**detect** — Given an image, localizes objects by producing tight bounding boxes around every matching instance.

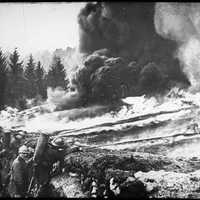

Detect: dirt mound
[136,170,200,198]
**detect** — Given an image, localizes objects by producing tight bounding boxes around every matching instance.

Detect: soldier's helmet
[15,134,23,140]
[51,137,65,149]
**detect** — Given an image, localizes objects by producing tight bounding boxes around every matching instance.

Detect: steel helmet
[15,134,23,140]
[18,131,25,136]
[51,137,65,148]
[18,145,30,154]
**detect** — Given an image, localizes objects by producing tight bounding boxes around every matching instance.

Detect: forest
[0,48,68,110]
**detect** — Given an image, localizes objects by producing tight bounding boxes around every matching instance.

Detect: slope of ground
[51,148,200,197]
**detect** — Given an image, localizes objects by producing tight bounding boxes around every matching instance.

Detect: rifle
[27,161,37,196]
[27,176,35,196]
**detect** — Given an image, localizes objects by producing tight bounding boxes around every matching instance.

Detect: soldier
[0,143,6,196]
[28,133,83,197]
[1,131,11,150]
[30,134,67,196]
[0,130,12,197]
[2,132,24,191]
[8,145,32,197]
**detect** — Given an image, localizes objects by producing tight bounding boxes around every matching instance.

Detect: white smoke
[155,3,196,43]
[46,87,80,111]
[64,49,86,86]
[155,3,200,92]
[178,37,200,92]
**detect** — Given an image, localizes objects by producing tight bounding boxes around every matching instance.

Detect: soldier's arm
[12,161,26,196]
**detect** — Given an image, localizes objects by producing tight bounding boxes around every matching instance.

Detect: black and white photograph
[1,1,200,198]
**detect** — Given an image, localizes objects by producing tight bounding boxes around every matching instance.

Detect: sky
[0,2,86,56]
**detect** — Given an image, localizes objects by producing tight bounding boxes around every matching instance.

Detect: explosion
[47,3,200,108]
[46,87,81,111]
[66,2,191,106]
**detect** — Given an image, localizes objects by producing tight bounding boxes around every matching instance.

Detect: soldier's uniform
[31,135,82,197]
[8,145,31,197]
[0,131,12,197]
[34,137,66,197]
[0,149,7,196]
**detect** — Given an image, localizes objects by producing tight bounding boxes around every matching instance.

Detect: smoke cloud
[70,2,190,105]
[78,2,171,60]
[52,3,200,108]
[155,3,200,92]
[46,87,81,111]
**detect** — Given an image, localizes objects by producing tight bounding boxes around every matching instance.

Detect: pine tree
[35,61,47,99]
[24,54,37,98]
[0,50,8,110]
[7,48,26,108]
[47,56,68,89]
[9,48,23,76]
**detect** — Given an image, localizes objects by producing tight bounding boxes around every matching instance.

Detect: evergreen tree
[7,48,26,108]
[24,54,37,98]
[0,50,8,110]
[9,48,23,76]
[47,56,68,89]
[35,61,47,99]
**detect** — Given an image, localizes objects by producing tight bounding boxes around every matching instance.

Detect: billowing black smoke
[79,2,156,59]
[72,2,190,105]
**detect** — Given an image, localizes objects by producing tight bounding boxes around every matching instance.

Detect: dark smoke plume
[71,3,191,105]
[78,3,178,62]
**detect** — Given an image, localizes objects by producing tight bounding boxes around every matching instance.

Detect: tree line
[0,48,68,110]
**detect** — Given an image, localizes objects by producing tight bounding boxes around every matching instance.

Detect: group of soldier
[0,127,82,197]
[0,127,24,197]
[0,126,149,198]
